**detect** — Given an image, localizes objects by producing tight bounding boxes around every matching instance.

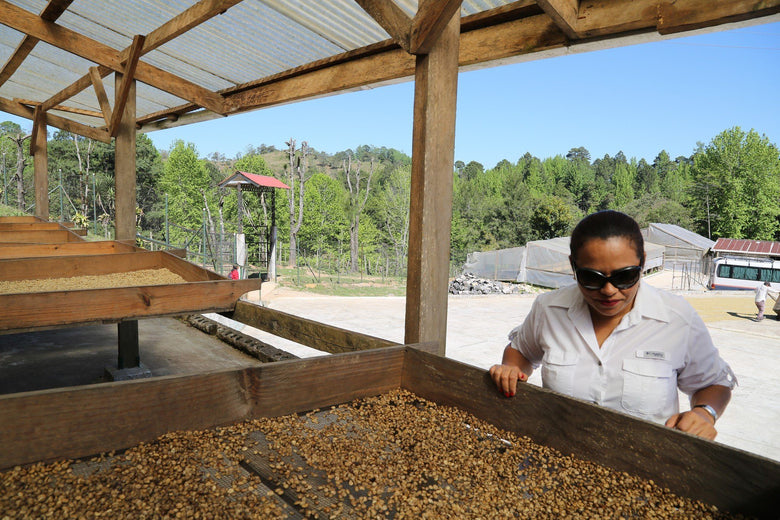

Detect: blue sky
[4,21,779,170]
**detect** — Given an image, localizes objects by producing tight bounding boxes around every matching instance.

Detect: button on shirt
[509,283,736,425]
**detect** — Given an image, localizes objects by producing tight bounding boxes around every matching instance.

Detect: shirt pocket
[541,350,579,396]
[621,358,674,416]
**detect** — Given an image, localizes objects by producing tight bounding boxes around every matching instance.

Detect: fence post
[202,209,207,269]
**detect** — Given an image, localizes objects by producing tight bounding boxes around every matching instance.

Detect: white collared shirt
[509,283,737,424]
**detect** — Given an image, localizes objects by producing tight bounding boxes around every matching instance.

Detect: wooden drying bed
[0,347,777,518]
[0,216,258,333]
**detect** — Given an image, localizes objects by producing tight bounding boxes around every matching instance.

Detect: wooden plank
[404,11,459,353]
[160,251,224,281]
[657,0,780,34]
[89,66,112,126]
[0,1,227,114]
[114,73,136,241]
[0,229,82,243]
[0,215,40,223]
[401,348,780,518]
[410,0,464,54]
[0,369,253,468]
[109,35,144,138]
[0,251,164,281]
[41,0,244,116]
[228,300,399,354]
[0,0,74,87]
[0,96,112,143]
[0,278,258,331]
[32,106,48,220]
[354,0,412,52]
[0,222,63,231]
[535,0,580,39]
[0,347,406,469]
[0,240,138,259]
[247,347,406,418]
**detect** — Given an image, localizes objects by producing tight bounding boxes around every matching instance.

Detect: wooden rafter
[0,0,74,88]
[535,0,580,40]
[354,0,413,52]
[109,35,145,138]
[13,98,103,119]
[0,96,111,143]
[410,0,464,54]
[89,67,113,127]
[0,0,228,115]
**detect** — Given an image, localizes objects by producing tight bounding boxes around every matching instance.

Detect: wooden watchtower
[218,171,290,280]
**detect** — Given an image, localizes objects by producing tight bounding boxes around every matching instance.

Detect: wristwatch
[693,404,718,423]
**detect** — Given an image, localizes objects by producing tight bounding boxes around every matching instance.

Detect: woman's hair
[570,210,644,267]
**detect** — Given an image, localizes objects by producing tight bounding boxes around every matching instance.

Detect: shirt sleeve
[508,296,545,369]
[676,307,738,396]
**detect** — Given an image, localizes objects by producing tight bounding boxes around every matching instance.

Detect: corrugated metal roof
[219,171,290,189]
[712,238,780,257]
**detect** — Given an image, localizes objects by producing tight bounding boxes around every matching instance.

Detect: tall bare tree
[343,152,375,272]
[286,139,309,267]
[4,133,31,211]
[71,135,94,217]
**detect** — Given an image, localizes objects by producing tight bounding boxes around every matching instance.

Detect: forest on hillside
[1,119,779,277]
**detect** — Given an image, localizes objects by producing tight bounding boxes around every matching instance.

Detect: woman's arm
[664,384,732,440]
[488,344,535,397]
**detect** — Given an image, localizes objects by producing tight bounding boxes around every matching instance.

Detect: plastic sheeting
[461,236,666,289]
[645,223,714,265]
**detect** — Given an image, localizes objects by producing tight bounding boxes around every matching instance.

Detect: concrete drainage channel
[185,315,298,363]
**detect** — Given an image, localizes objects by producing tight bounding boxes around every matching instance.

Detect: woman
[489,210,736,440]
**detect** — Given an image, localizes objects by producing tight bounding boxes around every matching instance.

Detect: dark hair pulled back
[570,210,644,267]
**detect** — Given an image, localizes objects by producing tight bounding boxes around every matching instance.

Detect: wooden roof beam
[14,98,103,119]
[0,0,74,88]
[89,67,113,127]
[0,96,111,143]
[39,0,246,116]
[354,0,413,53]
[535,0,580,40]
[410,0,464,54]
[109,35,145,137]
[0,0,228,115]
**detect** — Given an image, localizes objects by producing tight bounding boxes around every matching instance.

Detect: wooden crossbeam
[0,0,74,87]
[109,35,145,137]
[535,0,580,40]
[354,0,413,52]
[410,0,464,54]
[0,0,228,115]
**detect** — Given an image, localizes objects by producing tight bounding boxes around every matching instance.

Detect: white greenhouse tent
[462,235,665,289]
[644,223,715,266]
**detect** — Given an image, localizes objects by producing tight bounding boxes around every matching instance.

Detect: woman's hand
[489,363,527,397]
[665,409,717,440]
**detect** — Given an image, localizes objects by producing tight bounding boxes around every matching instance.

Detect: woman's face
[571,236,642,322]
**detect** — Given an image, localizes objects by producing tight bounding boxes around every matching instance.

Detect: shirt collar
[550,281,670,325]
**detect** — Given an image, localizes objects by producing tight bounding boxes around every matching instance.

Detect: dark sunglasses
[573,264,642,290]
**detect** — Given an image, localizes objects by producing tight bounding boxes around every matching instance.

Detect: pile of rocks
[449,273,519,295]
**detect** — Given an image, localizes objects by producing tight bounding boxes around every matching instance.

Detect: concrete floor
[0,317,263,395]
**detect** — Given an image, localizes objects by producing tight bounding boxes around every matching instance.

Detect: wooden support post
[32,106,49,220]
[114,73,139,370]
[117,320,140,369]
[404,11,459,355]
[114,73,136,242]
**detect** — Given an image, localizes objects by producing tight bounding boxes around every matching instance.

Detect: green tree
[529,194,579,240]
[689,127,780,240]
[159,140,215,244]
[612,162,635,208]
